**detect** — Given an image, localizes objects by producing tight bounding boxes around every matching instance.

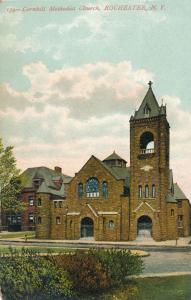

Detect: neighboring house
[2,166,72,231]
[35,83,191,241]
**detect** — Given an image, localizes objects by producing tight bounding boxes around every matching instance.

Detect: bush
[91,248,143,285]
[0,247,143,298]
[51,250,111,294]
[0,248,73,300]
[51,248,143,294]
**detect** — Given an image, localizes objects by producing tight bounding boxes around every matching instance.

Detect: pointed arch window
[86,177,99,198]
[145,185,149,198]
[138,185,142,198]
[78,183,83,198]
[152,184,156,198]
[102,181,108,198]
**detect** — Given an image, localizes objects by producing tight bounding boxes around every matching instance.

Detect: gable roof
[134,86,165,119]
[174,183,187,200]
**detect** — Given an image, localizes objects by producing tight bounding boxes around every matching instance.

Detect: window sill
[139,197,156,200]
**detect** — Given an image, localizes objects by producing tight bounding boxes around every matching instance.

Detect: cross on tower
[148,81,153,88]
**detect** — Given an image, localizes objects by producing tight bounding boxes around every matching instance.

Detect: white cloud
[0,33,40,53]
[14,61,153,114]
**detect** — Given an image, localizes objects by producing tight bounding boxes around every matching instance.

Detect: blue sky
[0,0,191,198]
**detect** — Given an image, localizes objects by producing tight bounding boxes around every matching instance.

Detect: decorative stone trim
[53,199,64,201]
[98,211,119,215]
[133,201,156,212]
[145,202,155,212]
[87,204,98,217]
[67,212,80,216]
[134,202,144,212]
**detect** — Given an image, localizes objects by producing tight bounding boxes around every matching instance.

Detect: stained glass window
[86,177,99,198]
[102,181,108,198]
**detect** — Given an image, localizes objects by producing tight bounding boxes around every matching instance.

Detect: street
[143,250,191,275]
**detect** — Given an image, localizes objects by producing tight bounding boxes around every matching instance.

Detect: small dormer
[144,104,150,118]
[103,151,127,168]
[33,177,44,189]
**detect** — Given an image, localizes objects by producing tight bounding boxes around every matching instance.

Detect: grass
[0,231,35,239]
[0,245,76,254]
[85,276,191,300]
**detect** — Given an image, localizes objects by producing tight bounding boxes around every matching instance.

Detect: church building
[35,83,190,241]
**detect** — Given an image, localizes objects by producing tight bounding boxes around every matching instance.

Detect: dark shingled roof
[97,158,130,187]
[133,86,166,119]
[103,151,127,163]
[174,183,187,200]
[21,166,72,188]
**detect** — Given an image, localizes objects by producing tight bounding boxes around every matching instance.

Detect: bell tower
[129,82,170,241]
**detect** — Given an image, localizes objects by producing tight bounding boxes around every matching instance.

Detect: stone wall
[129,116,170,241]
[177,199,190,237]
[167,203,178,240]
[35,193,51,239]
[50,156,129,241]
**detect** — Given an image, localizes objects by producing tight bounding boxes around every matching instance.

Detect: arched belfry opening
[137,215,152,239]
[140,131,154,154]
[81,217,94,238]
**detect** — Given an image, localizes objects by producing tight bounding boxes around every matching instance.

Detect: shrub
[91,248,143,285]
[0,248,73,300]
[51,250,111,294]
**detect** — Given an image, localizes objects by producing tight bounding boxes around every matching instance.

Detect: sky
[0,0,191,199]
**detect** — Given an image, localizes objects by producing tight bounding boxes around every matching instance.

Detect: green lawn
[0,231,35,239]
[86,276,191,300]
[0,245,76,254]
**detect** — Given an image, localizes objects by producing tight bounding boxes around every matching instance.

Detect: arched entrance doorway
[81,217,94,238]
[137,216,152,240]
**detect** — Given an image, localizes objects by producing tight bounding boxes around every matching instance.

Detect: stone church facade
[35,83,191,241]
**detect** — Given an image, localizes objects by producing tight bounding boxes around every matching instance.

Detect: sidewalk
[129,271,191,278]
[0,236,191,248]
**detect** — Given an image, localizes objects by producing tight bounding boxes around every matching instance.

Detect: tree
[0,138,25,230]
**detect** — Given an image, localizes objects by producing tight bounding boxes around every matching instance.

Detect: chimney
[54,166,62,173]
